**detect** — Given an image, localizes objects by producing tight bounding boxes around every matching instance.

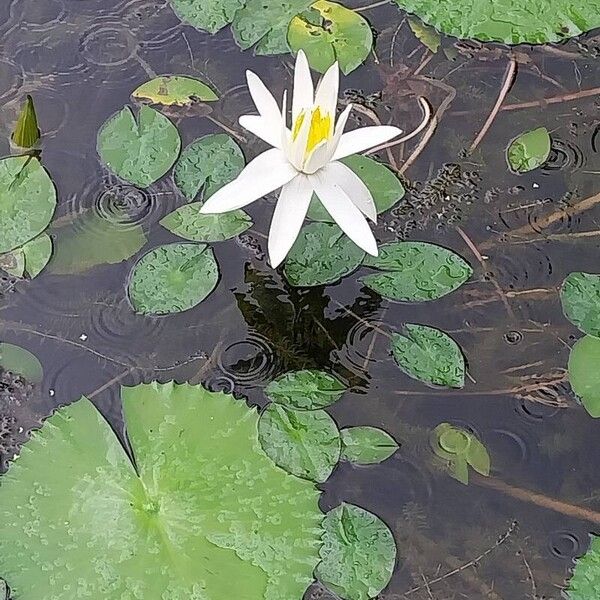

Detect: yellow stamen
[292,107,332,156]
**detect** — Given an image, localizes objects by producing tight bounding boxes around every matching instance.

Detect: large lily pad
[0,382,323,599]
[391,324,465,388]
[568,335,600,418]
[507,127,551,173]
[288,1,373,74]
[560,272,600,337]
[174,134,245,201]
[284,222,365,287]
[316,503,396,600]
[308,155,404,222]
[567,535,600,600]
[97,106,181,188]
[341,427,399,465]
[128,242,219,315]
[132,75,218,106]
[258,403,341,482]
[362,241,472,302]
[168,0,245,34]
[0,156,56,254]
[394,0,600,44]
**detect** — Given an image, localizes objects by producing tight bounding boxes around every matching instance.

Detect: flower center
[293,107,332,156]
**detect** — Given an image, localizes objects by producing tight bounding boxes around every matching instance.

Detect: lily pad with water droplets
[341,426,399,465]
[307,154,405,222]
[568,335,600,418]
[560,272,600,338]
[507,127,551,173]
[394,0,600,44]
[0,156,56,254]
[97,105,181,188]
[284,222,365,286]
[258,403,341,482]
[288,1,373,74]
[0,382,323,599]
[0,343,43,383]
[316,503,397,600]
[2,233,53,279]
[567,534,600,600]
[391,324,465,388]
[128,242,219,315]
[168,0,245,34]
[132,75,218,106]
[362,241,472,302]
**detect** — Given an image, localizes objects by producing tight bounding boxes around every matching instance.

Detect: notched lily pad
[258,403,341,482]
[341,426,399,465]
[97,105,181,188]
[132,75,218,106]
[568,335,600,418]
[560,272,600,337]
[507,127,551,173]
[567,534,600,600]
[128,242,219,315]
[288,1,373,74]
[391,324,465,388]
[316,503,397,600]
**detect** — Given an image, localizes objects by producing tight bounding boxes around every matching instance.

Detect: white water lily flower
[200,51,405,267]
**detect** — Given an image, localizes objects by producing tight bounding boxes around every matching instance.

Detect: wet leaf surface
[567,535,600,599]
[506,127,551,173]
[391,324,465,388]
[316,503,396,600]
[132,75,218,106]
[0,343,43,383]
[258,403,341,482]
[568,335,600,417]
[0,383,323,598]
[169,0,245,33]
[341,426,399,464]
[288,1,373,74]
[97,106,181,187]
[561,272,600,337]
[128,242,219,315]
[265,369,346,410]
[362,241,472,301]
[20,233,52,279]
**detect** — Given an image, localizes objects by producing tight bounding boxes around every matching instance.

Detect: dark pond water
[2,0,600,598]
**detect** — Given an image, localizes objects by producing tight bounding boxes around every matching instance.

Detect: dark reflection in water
[2,0,600,598]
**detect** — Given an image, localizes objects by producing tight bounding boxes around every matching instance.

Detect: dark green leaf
[265,369,345,410]
[560,272,600,337]
[132,75,218,106]
[341,426,399,464]
[408,17,441,52]
[507,127,551,173]
[568,335,600,418]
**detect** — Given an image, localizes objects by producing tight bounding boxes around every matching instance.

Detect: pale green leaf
[408,17,440,52]
[0,343,43,383]
[21,233,52,278]
[507,127,551,173]
[568,335,600,418]
[11,95,40,149]
[265,370,345,410]
[560,272,600,337]
[132,75,218,106]
[341,426,399,464]
[567,535,600,599]
[169,0,244,33]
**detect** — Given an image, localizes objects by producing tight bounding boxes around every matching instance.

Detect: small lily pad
[284,222,365,287]
[408,17,441,53]
[316,503,396,600]
[132,75,218,106]
[391,324,465,388]
[288,1,373,74]
[568,335,600,418]
[265,370,346,410]
[507,127,551,173]
[258,403,341,482]
[560,272,600,337]
[0,233,52,279]
[362,241,472,302]
[97,105,181,188]
[307,155,404,222]
[567,534,600,600]
[341,427,399,465]
[128,242,219,315]
[0,343,43,383]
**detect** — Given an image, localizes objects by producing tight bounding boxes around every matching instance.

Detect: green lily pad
[128,242,219,315]
[265,369,346,410]
[394,0,600,44]
[560,272,600,337]
[258,403,341,482]
[341,426,399,465]
[284,222,365,287]
[0,382,323,598]
[21,233,52,278]
[168,0,245,34]
[567,535,600,600]
[0,343,43,383]
[316,503,396,600]
[307,154,405,222]
[161,204,253,242]
[568,335,600,418]
[408,16,441,52]
[174,134,246,201]
[0,156,56,254]
[288,1,373,74]
[507,127,551,173]
[391,324,465,388]
[132,75,218,106]
[97,105,181,188]
[362,241,472,302]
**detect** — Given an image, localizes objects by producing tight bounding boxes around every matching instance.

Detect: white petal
[268,175,313,268]
[200,149,297,214]
[314,61,339,123]
[246,70,281,127]
[292,50,314,123]
[311,171,378,256]
[303,139,331,174]
[288,101,314,170]
[323,161,376,222]
[239,115,281,148]
[333,126,403,160]
[327,103,353,161]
